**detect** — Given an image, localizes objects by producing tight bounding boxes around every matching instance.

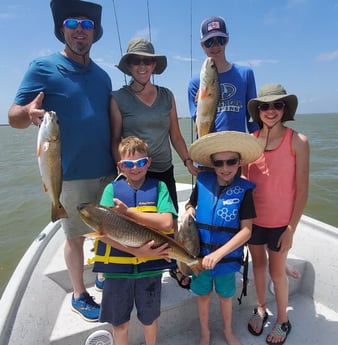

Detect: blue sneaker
[71,292,100,322]
[95,275,105,291]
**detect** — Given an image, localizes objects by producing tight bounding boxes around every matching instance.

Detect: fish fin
[51,203,68,222]
[83,232,101,238]
[42,142,50,152]
[199,86,208,100]
[190,258,204,276]
[42,182,48,193]
[195,89,200,102]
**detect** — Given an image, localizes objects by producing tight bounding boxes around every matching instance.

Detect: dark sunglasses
[204,36,226,48]
[63,18,95,30]
[213,158,239,167]
[258,102,285,111]
[128,57,155,66]
[120,157,149,169]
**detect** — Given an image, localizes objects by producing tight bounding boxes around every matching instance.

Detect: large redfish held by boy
[37,111,67,222]
[195,57,220,138]
[78,203,204,275]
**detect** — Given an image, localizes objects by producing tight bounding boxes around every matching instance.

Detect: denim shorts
[191,270,236,298]
[99,275,162,326]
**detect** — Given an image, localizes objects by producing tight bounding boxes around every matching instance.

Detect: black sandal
[248,307,269,336]
[266,320,291,345]
[169,268,191,289]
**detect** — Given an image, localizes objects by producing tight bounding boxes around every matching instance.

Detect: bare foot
[224,330,242,345]
[286,265,301,279]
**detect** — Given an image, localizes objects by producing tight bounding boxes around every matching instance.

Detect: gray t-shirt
[112,85,173,172]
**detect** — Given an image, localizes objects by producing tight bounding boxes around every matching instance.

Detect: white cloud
[317,50,338,61]
[173,55,195,62]
[235,59,278,67]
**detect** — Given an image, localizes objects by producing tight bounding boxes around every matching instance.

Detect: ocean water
[0,113,337,297]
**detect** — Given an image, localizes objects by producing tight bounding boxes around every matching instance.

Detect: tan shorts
[60,175,116,239]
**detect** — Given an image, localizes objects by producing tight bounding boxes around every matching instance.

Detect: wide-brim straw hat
[248,83,298,127]
[50,0,103,43]
[189,131,264,167]
[117,38,167,76]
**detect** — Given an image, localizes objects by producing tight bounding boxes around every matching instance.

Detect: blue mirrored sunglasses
[204,36,226,48]
[120,157,149,169]
[63,18,95,30]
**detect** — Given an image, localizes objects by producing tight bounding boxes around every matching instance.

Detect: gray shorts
[60,175,115,239]
[100,276,162,326]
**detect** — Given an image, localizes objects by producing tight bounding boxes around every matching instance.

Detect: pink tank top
[247,128,296,227]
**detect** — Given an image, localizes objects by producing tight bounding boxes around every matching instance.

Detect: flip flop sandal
[169,268,191,289]
[266,320,292,345]
[248,307,269,336]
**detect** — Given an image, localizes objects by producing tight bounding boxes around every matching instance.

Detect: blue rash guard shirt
[14,52,114,180]
[188,63,259,134]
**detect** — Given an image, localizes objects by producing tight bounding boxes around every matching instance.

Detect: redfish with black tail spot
[37,111,67,222]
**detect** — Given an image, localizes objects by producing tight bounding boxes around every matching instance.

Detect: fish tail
[190,258,204,276]
[51,203,68,222]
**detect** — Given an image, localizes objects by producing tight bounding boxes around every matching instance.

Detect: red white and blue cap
[200,16,229,42]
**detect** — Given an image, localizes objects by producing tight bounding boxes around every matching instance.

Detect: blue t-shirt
[14,52,114,180]
[188,63,259,134]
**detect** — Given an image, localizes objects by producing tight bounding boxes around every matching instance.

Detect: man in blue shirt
[8,0,116,322]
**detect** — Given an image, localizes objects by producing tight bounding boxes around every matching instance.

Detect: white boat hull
[1,183,337,344]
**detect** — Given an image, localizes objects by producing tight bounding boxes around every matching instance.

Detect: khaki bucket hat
[117,38,167,76]
[248,83,298,127]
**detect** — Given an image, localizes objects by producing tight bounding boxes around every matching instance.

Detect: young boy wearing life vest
[93,136,177,345]
[185,131,263,345]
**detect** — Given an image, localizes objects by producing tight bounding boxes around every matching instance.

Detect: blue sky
[1,0,338,124]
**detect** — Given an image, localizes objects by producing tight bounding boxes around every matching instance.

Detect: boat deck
[1,184,338,345]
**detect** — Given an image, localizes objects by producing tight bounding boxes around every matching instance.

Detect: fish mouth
[77,202,90,211]
[77,203,99,230]
[77,203,93,218]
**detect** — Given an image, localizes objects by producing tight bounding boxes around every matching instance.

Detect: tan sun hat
[116,38,167,76]
[248,83,298,127]
[189,131,264,167]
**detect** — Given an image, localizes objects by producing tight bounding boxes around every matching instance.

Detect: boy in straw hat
[246,83,309,344]
[185,131,263,345]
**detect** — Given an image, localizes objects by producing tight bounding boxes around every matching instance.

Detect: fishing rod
[111,0,126,85]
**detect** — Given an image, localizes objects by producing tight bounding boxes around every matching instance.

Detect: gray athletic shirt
[112,85,173,172]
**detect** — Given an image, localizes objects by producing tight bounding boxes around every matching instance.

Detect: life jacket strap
[196,222,238,233]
